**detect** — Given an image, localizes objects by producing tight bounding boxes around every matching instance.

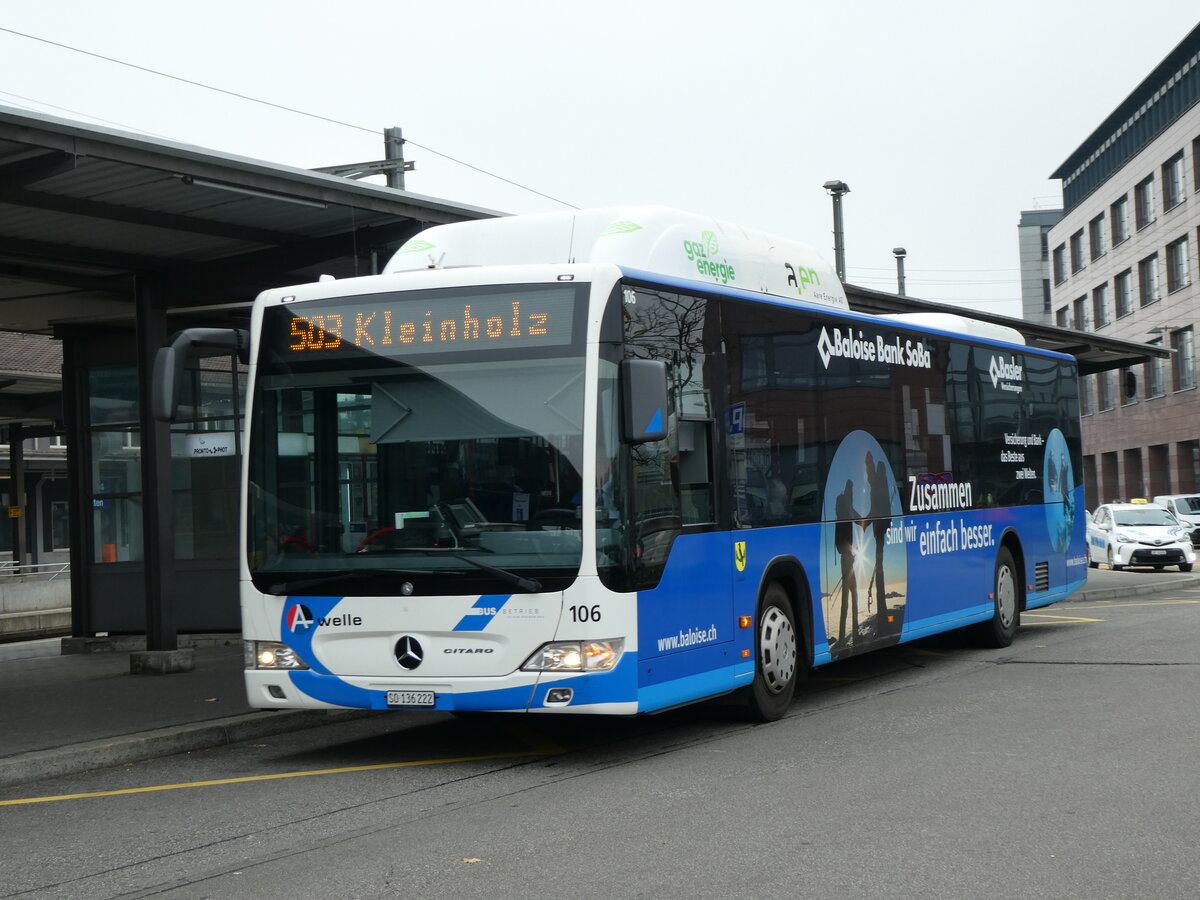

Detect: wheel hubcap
[996,564,1016,629]
[759,606,797,694]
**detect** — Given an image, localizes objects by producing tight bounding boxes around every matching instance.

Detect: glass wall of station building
[0,434,69,564]
[74,331,245,633]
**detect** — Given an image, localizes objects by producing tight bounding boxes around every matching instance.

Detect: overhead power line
[0,88,171,138]
[0,25,578,209]
[850,265,1020,273]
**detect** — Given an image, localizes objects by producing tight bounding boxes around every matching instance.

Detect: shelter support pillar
[133,275,193,673]
[8,422,26,567]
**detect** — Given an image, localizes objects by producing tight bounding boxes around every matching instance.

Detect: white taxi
[1087,501,1195,572]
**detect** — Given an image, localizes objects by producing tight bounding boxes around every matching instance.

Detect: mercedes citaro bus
[153,207,1085,720]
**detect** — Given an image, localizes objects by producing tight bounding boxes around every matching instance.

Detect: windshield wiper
[441,551,542,593]
[380,547,543,592]
[265,568,424,595]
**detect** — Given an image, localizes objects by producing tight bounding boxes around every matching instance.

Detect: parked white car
[1151,494,1200,548]
[1087,502,1195,571]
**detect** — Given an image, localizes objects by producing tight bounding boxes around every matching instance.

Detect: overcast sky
[1,2,1197,317]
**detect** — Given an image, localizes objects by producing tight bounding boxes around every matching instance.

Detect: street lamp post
[823,180,850,281]
[893,247,907,296]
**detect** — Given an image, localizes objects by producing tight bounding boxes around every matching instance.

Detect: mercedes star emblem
[395,635,424,670]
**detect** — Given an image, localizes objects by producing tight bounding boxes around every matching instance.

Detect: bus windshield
[247,284,587,596]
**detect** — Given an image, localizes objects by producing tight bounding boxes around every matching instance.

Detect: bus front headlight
[522,639,624,672]
[245,641,309,670]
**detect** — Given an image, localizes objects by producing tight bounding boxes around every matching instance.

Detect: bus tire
[744,582,799,721]
[969,546,1020,648]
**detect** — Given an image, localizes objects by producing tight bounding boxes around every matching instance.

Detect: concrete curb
[1066,576,1195,603]
[0,608,70,643]
[0,708,374,791]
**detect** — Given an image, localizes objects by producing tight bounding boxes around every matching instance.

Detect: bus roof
[383,206,849,311]
[876,312,1026,346]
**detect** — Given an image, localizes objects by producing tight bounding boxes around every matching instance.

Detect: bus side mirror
[152,327,250,422]
[620,358,668,443]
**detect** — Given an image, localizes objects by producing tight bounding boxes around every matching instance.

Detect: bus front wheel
[969,546,1020,648]
[745,583,799,721]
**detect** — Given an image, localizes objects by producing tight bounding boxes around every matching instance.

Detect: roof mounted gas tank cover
[383,206,849,310]
[875,312,1026,346]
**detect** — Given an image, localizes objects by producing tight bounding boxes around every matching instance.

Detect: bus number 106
[569,605,602,623]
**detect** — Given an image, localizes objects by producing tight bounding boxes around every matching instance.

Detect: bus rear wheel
[969,546,1020,648]
[744,583,799,721]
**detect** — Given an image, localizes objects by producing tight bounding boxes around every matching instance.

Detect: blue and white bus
[155,207,1086,721]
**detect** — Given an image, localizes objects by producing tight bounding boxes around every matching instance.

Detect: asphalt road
[2,574,1199,900]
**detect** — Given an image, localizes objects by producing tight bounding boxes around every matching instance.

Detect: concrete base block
[61,636,118,655]
[129,649,195,675]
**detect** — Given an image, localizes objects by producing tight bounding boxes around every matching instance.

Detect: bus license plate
[386,690,435,708]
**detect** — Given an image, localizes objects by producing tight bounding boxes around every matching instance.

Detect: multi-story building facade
[1048,24,1200,504]
[1017,209,1063,325]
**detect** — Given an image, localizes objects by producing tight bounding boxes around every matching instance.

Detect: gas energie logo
[682,231,736,284]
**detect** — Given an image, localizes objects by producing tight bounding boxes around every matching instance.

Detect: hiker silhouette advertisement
[820,430,908,660]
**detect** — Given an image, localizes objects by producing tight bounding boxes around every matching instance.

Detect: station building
[1047,23,1200,503]
[0,103,1159,646]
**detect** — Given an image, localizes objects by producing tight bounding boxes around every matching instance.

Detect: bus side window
[678,418,714,525]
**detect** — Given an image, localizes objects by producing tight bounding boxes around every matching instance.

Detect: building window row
[1080,325,1196,415]
[1054,229,1194,328]
[1053,134,1199,285]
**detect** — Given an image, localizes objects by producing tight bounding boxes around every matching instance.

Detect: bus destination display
[275,284,579,359]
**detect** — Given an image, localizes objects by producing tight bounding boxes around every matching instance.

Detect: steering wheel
[532,508,579,530]
[354,526,396,553]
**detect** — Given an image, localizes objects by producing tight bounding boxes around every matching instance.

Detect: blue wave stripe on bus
[452,594,514,632]
[532,654,640,708]
[1026,578,1086,609]
[901,605,993,639]
[637,661,754,714]
[286,653,642,711]
[287,669,538,711]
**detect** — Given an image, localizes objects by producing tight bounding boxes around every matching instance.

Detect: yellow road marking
[1022,613,1104,624]
[499,721,566,756]
[0,749,556,807]
[1068,599,1200,610]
